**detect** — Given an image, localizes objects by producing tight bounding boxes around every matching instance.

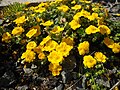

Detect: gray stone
[0,0,51,6]
[53,84,64,90]
[23,68,33,75]
[17,85,28,90]
[0,71,16,87]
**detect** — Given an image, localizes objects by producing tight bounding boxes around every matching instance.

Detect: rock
[0,71,16,87]
[23,68,33,75]
[61,71,66,84]
[31,64,37,69]
[53,84,64,90]
[96,79,110,88]
[0,0,50,7]
[16,85,28,90]
[110,4,120,13]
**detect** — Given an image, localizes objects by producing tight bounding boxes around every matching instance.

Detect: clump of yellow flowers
[1,0,120,79]
[83,52,107,68]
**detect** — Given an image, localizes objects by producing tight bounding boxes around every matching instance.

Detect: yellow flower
[87,13,98,21]
[62,37,74,46]
[112,43,120,53]
[71,0,76,4]
[74,9,90,21]
[98,25,111,35]
[57,5,69,12]
[34,7,46,13]
[40,20,53,27]
[36,18,44,23]
[79,49,86,55]
[49,1,56,5]
[26,29,37,38]
[47,50,63,64]
[92,7,99,11]
[33,45,43,54]
[21,50,36,63]
[73,12,81,21]
[36,18,40,22]
[80,0,91,3]
[26,41,37,50]
[49,63,62,76]
[71,5,81,10]
[55,0,63,2]
[80,9,90,18]
[13,16,27,25]
[83,55,96,68]
[12,27,24,36]
[103,37,114,48]
[51,26,64,34]
[38,2,48,7]
[94,52,107,63]
[44,40,58,52]
[2,32,11,42]
[69,20,81,30]
[40,36,51,45]
[78,41,89,55]
[97,17,105,26]
[85,25,99,34]
[56,42,73,57]
[38,52,45,60]
[29,6,38,10]
[31,14,35,17]
[30,25,41,37]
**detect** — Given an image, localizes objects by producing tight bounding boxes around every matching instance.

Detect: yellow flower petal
[85,25,99,34]
[94,52,107,63]
[83,55,96,68]
[26,41,37,50]
[26,29,37,38]
[14,16,27,25]
[69,20,81,30]
[98,25,111,35]
[48,50,63,64]
[103,37,114,48]
[21,50,36,63]
[71,5,81,10]
[12,27,24,36]
[112,43,120,53]
[2,32,11,42]
[78,41,89,55]
[57,5,69,12]
[40,20,53,27]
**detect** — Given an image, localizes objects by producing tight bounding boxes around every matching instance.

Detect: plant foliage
[0,0,120,89]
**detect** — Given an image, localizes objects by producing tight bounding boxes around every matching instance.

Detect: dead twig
[110,80,120,90]
[66,75,84,90]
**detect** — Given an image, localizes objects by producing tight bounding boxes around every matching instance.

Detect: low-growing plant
[0,0,120,89]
